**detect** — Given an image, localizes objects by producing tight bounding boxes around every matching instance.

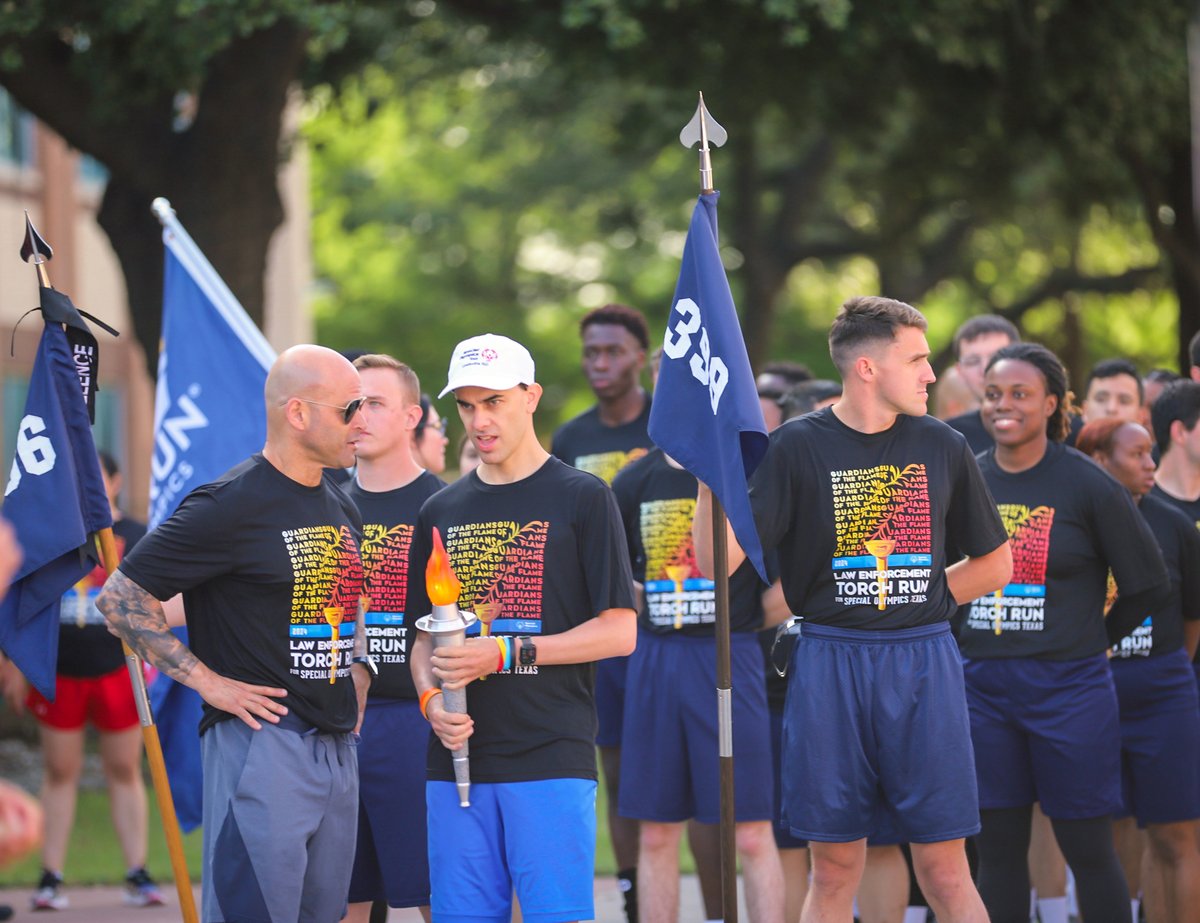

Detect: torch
[415,527,477,807]
[863,538,896,611]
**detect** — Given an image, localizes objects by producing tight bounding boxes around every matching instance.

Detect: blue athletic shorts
[782,621,979,844]
[426,778,596,923]
[348,698,431,907]
[201,717,358,923]
[594,655,629,747]
[1112,650,1200,827]
[618,631,773,824]
[964,654,1122,819]
[768,707,808,849]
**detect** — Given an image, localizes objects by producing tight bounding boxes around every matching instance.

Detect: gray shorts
[201,717,359,923]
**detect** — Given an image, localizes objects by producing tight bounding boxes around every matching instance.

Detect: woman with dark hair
[957,343,1169,923]
[1076,417,1200,923]
[413,394,449,475]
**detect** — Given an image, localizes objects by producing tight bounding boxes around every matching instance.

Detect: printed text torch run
[416,528,477,807]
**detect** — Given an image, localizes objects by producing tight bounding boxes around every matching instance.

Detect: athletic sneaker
[124,867,166,907]
[30,869,67,911]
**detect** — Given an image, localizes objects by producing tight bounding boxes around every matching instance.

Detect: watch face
[519,638,535,665]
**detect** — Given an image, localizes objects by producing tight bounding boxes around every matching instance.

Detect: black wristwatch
[351,655,378,678]
[518,636,536,666]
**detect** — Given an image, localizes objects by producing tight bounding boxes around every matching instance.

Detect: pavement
[0,874,743,921]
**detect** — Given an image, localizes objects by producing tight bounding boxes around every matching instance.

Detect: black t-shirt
[612,449,766,637]
[1150,483,1200,530]
[120,455,366,735]
[407,457,637,783]
[749,408,1007,630]
[945,409,992,455]
[58,517,147,677]
[1110,493,1200,659]
[550,398,654,485]
[958,443,1168,660]
[345,471,445,700]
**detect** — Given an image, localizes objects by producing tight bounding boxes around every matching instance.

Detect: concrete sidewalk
[0,875,742,920]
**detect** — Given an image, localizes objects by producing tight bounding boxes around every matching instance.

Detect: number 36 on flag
[5,414,57,496]
[662,297,729,415]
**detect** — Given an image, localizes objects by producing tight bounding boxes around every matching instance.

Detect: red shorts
[27,667,140,732]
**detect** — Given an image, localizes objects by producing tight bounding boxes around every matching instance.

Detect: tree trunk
[0,20,307,377]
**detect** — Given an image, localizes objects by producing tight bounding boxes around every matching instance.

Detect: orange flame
[426,527,462,606]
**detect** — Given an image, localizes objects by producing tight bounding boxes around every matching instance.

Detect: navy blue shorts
[427,779,596,923]
[782,622,979,844]
[964,654,1122,819]
[594,655,629,747]
[618,631,773,824]
[348,698,431,907]
[768,707,808,849]
[1112,650,1200,827]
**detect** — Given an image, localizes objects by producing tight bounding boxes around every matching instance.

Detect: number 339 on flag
[662,297,729,414]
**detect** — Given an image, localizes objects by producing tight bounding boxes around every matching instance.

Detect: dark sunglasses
[291,397,365,423]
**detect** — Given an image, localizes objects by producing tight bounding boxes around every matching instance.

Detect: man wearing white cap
[408,334,638,923]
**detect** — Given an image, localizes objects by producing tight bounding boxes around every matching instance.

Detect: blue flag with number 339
[649,192,768,582]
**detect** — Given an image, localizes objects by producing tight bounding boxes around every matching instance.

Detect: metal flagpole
[21,215,199,923]
[681,93,738,923]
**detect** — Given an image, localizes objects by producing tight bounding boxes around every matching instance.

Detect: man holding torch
[409,333,637,923]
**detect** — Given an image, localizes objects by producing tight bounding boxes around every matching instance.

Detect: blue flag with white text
[649,192,768,582]
[0,322,112,699]
[147,228,275,832]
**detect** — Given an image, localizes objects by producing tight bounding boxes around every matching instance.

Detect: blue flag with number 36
[0,322,112,699]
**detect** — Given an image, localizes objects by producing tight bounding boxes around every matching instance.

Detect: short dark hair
[1145,368,1182,386]
[987,343,1076,443]
[580,303,649,351]
[828,296,927,374]
[1189,330,1200,370]
[1151,379,1200,452]
[780,379,842,421]
[952,315,1020,361]
[1085,358,1143,404]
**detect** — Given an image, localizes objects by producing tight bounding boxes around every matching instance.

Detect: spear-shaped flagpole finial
[20,211,53,289]
[679,91,728,194]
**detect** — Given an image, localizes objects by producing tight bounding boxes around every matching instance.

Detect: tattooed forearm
[97,571,201,684]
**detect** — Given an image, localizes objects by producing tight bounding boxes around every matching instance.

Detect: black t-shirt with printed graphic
[345,470,445,700]
[1110,493,1200,660]
[749,407,1007,631]
[612,449,766,637]
[551,398,654,485]
[958,443,1168,661]
[408,457,637,783]
[119,455,366,736]
[58,517,147,678]
[945,409,992,455]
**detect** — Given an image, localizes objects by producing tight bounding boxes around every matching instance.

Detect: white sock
[1030,888,1038,921]
[1131,898,1141,922]
[1037,896,1069,923]
[1066,869,1079,917]
[903,908,928,923]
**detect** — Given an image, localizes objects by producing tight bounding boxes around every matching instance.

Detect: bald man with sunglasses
[99,345,373,923]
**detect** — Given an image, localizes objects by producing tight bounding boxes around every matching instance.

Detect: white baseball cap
[439,334,536,399]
